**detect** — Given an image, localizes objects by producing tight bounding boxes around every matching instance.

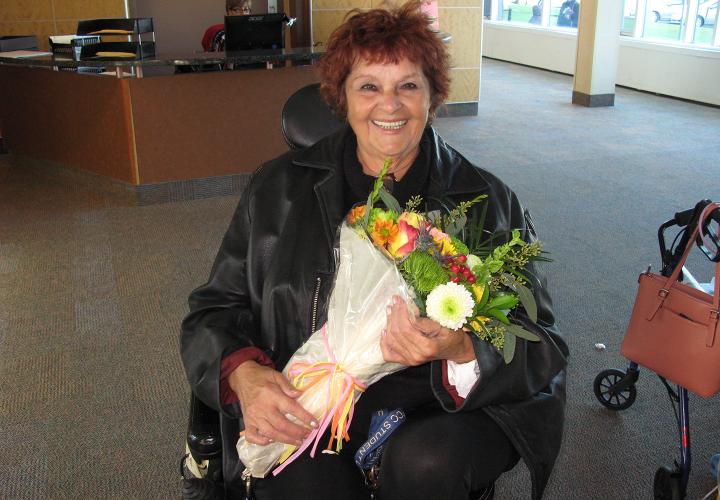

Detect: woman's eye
[401,82,418,90]
[360,83,377,91]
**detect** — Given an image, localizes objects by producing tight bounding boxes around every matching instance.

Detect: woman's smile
[372,119,409,131]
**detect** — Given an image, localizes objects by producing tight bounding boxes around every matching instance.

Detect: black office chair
[182,83,343,498]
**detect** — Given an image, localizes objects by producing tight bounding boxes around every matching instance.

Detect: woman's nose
[380,90,402,113]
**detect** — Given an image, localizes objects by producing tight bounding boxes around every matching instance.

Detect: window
[628,0,720,45]
[551,0,580,28]
[622,0,637,36]
[490,1,580,30]
[644,0,684,41]
[487,0,720,47]
[694,0,719,44]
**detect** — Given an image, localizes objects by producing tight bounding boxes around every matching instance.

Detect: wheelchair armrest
[187,392,222,462]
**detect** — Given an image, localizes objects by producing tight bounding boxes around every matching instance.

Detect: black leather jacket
[181,125,569,499]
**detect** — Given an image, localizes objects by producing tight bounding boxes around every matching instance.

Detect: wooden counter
[0,63,319,185]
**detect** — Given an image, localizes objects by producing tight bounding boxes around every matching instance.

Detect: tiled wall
[311,0,483,103]
[0,0,126,51]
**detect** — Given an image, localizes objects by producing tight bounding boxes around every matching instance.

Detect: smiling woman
[180,2,567,499]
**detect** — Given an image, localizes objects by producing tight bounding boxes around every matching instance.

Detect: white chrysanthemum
[426,281,475,330]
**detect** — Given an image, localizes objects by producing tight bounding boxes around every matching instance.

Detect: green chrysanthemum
[401,251,449,296]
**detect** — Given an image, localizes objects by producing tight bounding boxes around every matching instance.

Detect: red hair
[318,2,450,121]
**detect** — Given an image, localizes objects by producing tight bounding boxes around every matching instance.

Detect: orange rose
[387,220,419,259]
[398,211,423,229]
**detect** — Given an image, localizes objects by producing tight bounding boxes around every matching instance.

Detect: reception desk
[0,49,321,185]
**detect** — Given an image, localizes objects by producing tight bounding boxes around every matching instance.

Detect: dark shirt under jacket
[342,133,431,214]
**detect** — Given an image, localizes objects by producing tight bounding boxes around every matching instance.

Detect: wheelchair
[181,82,342,498]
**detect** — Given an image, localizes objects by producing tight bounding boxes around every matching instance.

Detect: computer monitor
[224,14,286,51]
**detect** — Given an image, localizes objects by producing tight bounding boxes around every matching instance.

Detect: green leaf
[426,210,442,226]
[487,294,518,310]
[503,331,516,363]
[378,188,402,214]
[506,323,540,342]
[488,260,503,273]
[449,236,469,256]
[467,201,489,253]
[363,192,373,226]
[478,284,490,308]
[412,295,426,316]
[486,308,510,325]
[445,213,467,237]
[368,158,393,206]
[514,283,538,323]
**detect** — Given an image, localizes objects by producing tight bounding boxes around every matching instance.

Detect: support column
[572,0,623,107]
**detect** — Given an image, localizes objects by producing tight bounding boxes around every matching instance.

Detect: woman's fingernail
[310,420,318,428]
[386,306,392,315]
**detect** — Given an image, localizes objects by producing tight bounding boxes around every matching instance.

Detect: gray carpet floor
[1,58,719,499]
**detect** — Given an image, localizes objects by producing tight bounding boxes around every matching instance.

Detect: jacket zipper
[311,276,321,333]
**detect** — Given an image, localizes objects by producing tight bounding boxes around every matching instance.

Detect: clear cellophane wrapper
[236,222,411,477]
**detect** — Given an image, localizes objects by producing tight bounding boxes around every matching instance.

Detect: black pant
[252,364,519,500]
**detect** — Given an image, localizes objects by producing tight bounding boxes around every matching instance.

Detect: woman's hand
[380,296,476,366]
[228,361,318,446]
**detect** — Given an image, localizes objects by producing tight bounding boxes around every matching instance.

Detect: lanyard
[354,408,405,471]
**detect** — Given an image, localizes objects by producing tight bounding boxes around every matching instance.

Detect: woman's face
[227,3,251,15]
[344,57,431,173]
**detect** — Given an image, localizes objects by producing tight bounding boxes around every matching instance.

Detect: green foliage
[401,251,449,297]
[443,194,487,236]
[470,322,506,351]
[368,158,392,206]
[505,323,540,342]
[503,332,516,363]
[450,236,469,256]
[405,195,423,213]
[378,188,401,214]
[364,158,393,226]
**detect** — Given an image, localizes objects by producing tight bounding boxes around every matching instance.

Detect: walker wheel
[593,368,637,411]
[653,465,683,500]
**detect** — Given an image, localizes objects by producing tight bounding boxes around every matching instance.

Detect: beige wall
[311,0,483,103]
[0,0,126,51]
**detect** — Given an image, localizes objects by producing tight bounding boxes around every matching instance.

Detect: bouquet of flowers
[237,159,545,478]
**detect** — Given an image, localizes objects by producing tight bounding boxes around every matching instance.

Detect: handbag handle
[665,202,720,296]
[653,202,720,346]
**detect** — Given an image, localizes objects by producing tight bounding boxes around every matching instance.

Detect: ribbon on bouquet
[272,325,367,476]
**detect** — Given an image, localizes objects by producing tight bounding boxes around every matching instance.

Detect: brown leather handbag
[621,203,720,398]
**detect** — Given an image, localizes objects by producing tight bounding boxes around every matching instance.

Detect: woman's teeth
[372,120,407,130]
